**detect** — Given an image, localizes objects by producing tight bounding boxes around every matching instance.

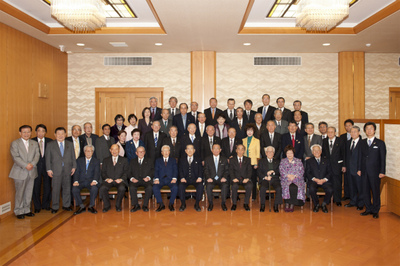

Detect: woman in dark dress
[138,107,152,141]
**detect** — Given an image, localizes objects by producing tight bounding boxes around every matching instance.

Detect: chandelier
[295,0,350,32]
[51,0,107,33]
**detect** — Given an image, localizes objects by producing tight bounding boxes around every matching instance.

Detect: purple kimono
[279,157,306,202]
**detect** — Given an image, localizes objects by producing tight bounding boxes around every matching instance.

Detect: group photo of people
[10,94,386,220]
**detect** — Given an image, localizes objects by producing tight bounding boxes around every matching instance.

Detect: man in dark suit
[95,124,115,166]
[178,144,203,212]
[149,96,162,121]
[243,99,256,125]
[343,126,363,210]
[66,125,85,159]
[257,94,276,124]
[204,97,223,126]
[340,119,354,200]
[359,122,386,219]
[258,146,282,212]
[99,144,129,212]
[196,112,207,137]
[291,100,309,124]
[322,126,344,206]
[181,123,202,160]
[204,144,229,211]
[190,101,201,123]
[161,126,182,163]
[318,121,328,140]
[223,98,236,126]
[173,103,195,138]
[72,145,100,215]
[276,97,292,122]
[304,123,323,160]
[221,127,242,161]
[230,144,252,211]
[168,96,180,120]
[281,121,305,160]
[306,144,333,213]
[254,113,266,139]
[274,109,289,135]
[31,124,52,212]
[153,145,179,212]
[293,111,306,136]
[144,121,167,163]
[230,107,246,140]
[260,120,282,160]
[81,122,99,151]
[159,109,173,137]
[201,125,221,163]
[46,127,77,213]
[128,146,153,212]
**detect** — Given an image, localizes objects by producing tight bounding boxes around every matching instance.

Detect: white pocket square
[373,146,378,149]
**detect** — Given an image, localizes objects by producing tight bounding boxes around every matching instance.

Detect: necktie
[262,107,266,120]
[200,124,204,137]
[139,159,142,165]
[278,121,281,127]
[193,112,196,120]
[164,121,167,127]
[214,157,218,177]
[239,120,242,130]
[191,135,194,143]
[230,110,233,120]
[74,139,80,159]
[268,159,272,164]
[151,109,155,120]
[212,109,215,119]
[239,158,242,168]
[350,140,355,151]
[172,138,176,146]
[368,139,372,147]
[308,136,311,148]
[113,157,117,166]
[317,158,320,165]
[164,158,168,166]
[183,116,186,128]
[210,138,213,150]
[154,134,158,147]
[230,139,233,153]
[329,140,333,154]
[247,111,250,120]
[347,133,351,141]
[291,135,295,147]
[172,109,175,116]
[86,159,89,170]
[25,141,29,153]
[189,157,192,165]
[270,134,274,143]
[59,142,64,157]
[39,139,44,157]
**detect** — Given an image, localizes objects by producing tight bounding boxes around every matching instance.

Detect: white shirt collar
[213,155,219,161]
[329,136,336,142]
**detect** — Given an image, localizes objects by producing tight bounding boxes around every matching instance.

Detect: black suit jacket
[359,138,386,177]
[180,135,202,159]
[204,155,229,182]
[243,110,256,125]
[204,107,223,126]
[229,156,252,182]
[280,107,292,122]
[201,136,221,161]
[344,137,362,176]
[221,137,242,159]
[257,157,280,182]
[230,119,246,140]
[291,110,309,124]
[223,109,236,125]
[179,156,203,183]
[31,137,52,170]
[73,157,100,184]
[260,131,282,160]
[110,125,126,143]
[305,157,332,184]
[281,133,305,160]
[66,136,85,158]
[80,133,99,149]
[173,113,195,138]
[254,124,266,139]
[144,131,167,162]
[322,137,344,175]
[161,137,182,162]
[158,119,173,137]
[150,107,162,122]
[101,156,129,184]
[257,106,276,124]
[128,157,154,182]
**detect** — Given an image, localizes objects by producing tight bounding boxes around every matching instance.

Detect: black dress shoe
[25,212,35,217]
[88,207,97,214]
[194,203,201,212]
[44,207,51,211]
[244,204,250,211]
[116,207,122,212]
[373,213,379,219]
[73,207,86,215]
[179,204,186,212]
[231,204,237,211]
[357,206,363,211]
[51,209,58,214]
[336,202,342,207]
[102,207,110,213]
[221,203,227,211]
[322,205,328,213]
[16,214,25,219]
[62,207,72,211]
[361,211,372,216]
[130,205,141,212]
[34,209,41,213]
[142,206,149,212]
[274,205,279,213]
[169,204,175,211]
[207,203,213,211]
[341,196,349,201]
[156,204,165,212]
[260,204,265,212]
[345,204,355,207]
[313,204,320,213]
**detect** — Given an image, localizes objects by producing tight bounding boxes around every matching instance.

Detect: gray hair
[328,126,337,132]
[352,125,360,132]
[161,145,171,152]
[264,146,275,153]
[274,109,282,115]
[311,144,322,152]
[149,96,158,102]
[71,125,81,131]
[84,144,95,152]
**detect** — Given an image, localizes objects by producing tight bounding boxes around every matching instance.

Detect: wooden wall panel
[0,22,68,220]
[387,178,400,216]
[353,52,365,118]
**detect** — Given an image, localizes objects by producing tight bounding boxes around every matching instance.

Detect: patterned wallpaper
[365,53,400,119]
[385,124,399,180]
[216,53,339,131]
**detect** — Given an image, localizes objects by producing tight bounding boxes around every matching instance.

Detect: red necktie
[164,159,167,166]
[291,135,295,147]
[239,158,242,168]
[151,109,155,120]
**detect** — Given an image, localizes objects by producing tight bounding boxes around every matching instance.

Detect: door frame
[95,87,164,133]
[389,87,400,119]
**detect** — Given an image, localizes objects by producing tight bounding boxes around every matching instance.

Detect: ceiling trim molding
[238,0,400,35]
[48,27,165,34]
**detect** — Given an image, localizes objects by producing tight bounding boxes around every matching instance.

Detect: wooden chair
[205,185,221,207]
[101,187,126,210]
[232,184,252,207]
[152,185,176,206]
[309,187,334,212]
[128,187,148,210]
[73,188,98,211]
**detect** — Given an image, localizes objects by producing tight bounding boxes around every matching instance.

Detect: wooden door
[95,88,163,133]
[389,88,400,119]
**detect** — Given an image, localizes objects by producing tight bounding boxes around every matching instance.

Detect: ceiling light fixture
[155,43,163,46]
[322,43,331,46]
[77,43,85,46]
[243,43,251,46]
[366,43,371,47]
[51,0,106,33]
[296,0,350,32]
[109,42,128,47]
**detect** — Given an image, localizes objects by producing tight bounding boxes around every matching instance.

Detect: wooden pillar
[338,51,365,133]
[191,51,216,112]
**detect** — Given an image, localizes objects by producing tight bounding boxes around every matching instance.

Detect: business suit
[46,140,77,210]
[138,119,152,141]
[66,136,85,159]
[359,137,386,214]
[178,156,204,206]
[204,155,229,205]
[260,131,282,160]
[99,156,129,210]
[221,137,242,160]
[80,133,99,152]
[296,122,306,136]
[153,156,179,206]
[159,119,173,137]
[125,139,145,162]
[281,133,305,160]
[230,156,253,205]
[196,122,207,138]
[9,138,40,216]
[95,135,115,165]
[161,137,182,162]
[242,136,261,200]
[257,157,282,206]
[291,110,309,124]
[277,107,292,122]
[180,134,201,160]
[150,107,162,121]
[344,137,363,208]
[243,110,256,125]
[201,135,221,161]
[204,107,223,126]
[173,113,195,137]
[305,157,333,206]
[223,109,236,125]
[254,124,266,139]
[230,119,246,140]
[168,108,180,120]
[31,137,52,210]
[257,105,276,124]
[190,111,201,123]
[340,132,352,198]
[322,137,344,203]
[72,157,100,208]
[110,124,126,143]
[128,157,153,208]
[274,120,289,135]
[144,131,167,163]
[304,134,323,159]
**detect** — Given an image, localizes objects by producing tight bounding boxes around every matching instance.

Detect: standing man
[221,127,242,161]
[281,121,305,160]
[257,94,276,124]
[173,103,195,137]
[201,125,221,164]
[204,97,223,126]
[159,109,172,137]
[276,97,292,122]
[81,122,99,151]
[230,107,246,140]
[168,96,180,120]
[223,98,236,125]
[303,123,322,160]
[243,99,256,125]
[318,121,328,140]
[190,101,200,123]
[291,100,309,124]
[359,122,386,219]
[293,111,305,136]
[161,126,182,162]
[181,123,202,159]
[95,124,115,165]
[66,125,85,159]
[340,119,354,200]
[196,113,207,137]
[31,124,52,212]
[274,109,289,135]
[149,96,162,122]
[46,127,76,213]
[144,121,167,163]
[9,125,40,219]
[260,120,282,160]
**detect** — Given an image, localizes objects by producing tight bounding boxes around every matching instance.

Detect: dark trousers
[179,182,204,205]
[251,166,258,200]
[309,181,333,206]
[332,173,342,203]
[231,180,252,205]
[99,181,126,209]
[363,173,381,214]
[32,164,52,209]
[343,172,351,198]
[206,179,229,204]
[72,183,99,207]
[51,168,71,210]
[349,173,364,207]
[129,180,152,207]
[285,184,304,206]
[259,178,283,205]
[152,178,178,205]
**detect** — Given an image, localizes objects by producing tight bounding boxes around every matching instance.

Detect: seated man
[204,144,229,211]
[153,145,179,212]
[257,146,282,212]
[72,145,100,215]
[306,144,333,213]
[128,146,153,212]
[178,144,203,212]
[229,144,252,211]
[99,144,129,212]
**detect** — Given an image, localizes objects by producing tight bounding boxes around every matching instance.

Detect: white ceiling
[0,0,399,53]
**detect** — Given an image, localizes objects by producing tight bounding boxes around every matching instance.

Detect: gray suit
[45,140,77,210]
[9,138,40,215]
[274,120,289,135]
[95,135,115,164]
[159,119,173,137]
[168,108,180,120]
[304,134,323,158]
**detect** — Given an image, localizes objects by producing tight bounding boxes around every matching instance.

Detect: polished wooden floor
[2,196,400,266]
